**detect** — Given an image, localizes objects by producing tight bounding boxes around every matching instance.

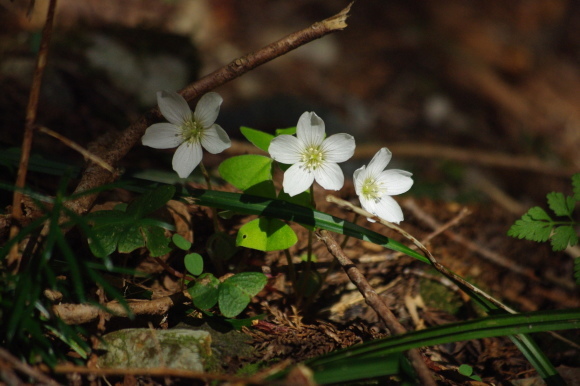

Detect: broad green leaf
[275,127,296,136]
[125,185,176,218]
[219,155,273,191]
[547,192,575,217]
[188,273,220,310]
[117,224,146,253]
[184,253,204,276]
[507,207,552,242]
[142,226,171,257]
[572,173,580,201]
[236,217,298,251]
[550,225,578,251]
[89,226,123,257]
[218,272,267,318]
[172,233,192,251]
[240,126,274,152]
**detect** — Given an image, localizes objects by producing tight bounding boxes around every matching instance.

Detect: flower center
[300,146,325,171]
[181,119,204,144]
[361,177,384,202]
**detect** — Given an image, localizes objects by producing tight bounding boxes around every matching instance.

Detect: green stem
[298,184,316,305]
[199,162,220,233]
[199,161,224,275]
[284,249,298,291]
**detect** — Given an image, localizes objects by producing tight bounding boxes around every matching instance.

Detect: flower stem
[199,161,220,233]
[284,249,297,291]
[298,184,317,304]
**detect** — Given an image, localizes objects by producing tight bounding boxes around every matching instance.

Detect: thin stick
[326,195,518,313]
[7,0,58,272]
[317,229,436,386]
[403,199,540,282]
[68,2,354,216]
[0,348,59,385]
[38,126,115,173]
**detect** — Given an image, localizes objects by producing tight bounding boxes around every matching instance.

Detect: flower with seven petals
[142,91,231,178]
[268,112,356,197]
[354,147,413,224]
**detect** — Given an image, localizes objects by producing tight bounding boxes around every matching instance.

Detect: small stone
[97,329,211,371]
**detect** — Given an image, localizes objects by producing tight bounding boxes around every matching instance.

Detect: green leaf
[188,273,220,310]
[236,217,298,251]
[184,253,204,276]
[117,224,146,253]
[142,226,171,257]
[275,127,296,136]
[551,226,578,251]
[240,126,274,152]
[219,155,274,195]
[172,234,192,251]
[574,257,580,285]
[572,174,580,201]
[218,272,267,318]
[125,185,176,218]
[547,192,575,217]
[86,186,175,257]
[458,364,473,377]
[88,225,123,257]
[507,207,553,242]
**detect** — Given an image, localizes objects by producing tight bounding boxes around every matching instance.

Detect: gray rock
[98,329,212,371]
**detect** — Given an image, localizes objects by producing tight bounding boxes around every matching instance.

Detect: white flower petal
[157,91,192,126]
[377,170,414,195]
[353,165,366,196]
[172,142,202,178]
[296,112,325,146]
[359,195,379,222]
[321,133,356,163]
[372,195,404,224]
[142,123,183,149]
[366,147,392,177]
[269,135,302,164]
[313,162,344,191]
[194,92,222,128]
[283,163,315,197]
[201,124,231,154]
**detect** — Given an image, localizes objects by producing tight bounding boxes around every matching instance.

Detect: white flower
[268,111,356,197]
[354,147,413,224]
[142,91,231,178]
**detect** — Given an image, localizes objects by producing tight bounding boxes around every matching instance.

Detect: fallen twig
[53,291,190,325]
[0,348,59,385]
[317,229,436,386]
[326,195,518,313]
[8,0,58,272]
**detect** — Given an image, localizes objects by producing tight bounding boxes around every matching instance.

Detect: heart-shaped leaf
[236,218,297,251]
[218,272,267,318]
